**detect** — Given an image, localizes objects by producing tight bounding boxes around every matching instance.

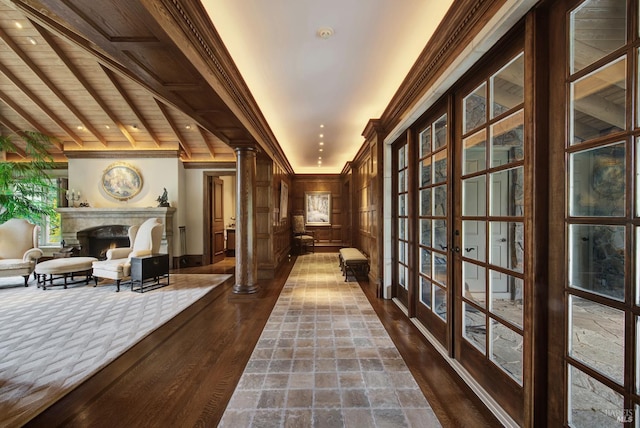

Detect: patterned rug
[220,253,441,427]
[0,273,230,428]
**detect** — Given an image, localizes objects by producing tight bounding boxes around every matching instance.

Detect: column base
[232,283,260,294]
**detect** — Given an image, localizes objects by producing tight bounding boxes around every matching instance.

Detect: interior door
[211,177,224,263]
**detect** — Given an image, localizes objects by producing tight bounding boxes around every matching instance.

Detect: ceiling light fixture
[319,148,323,152]
[27,37,36,45]
[319,142,324,146]
[14,22,23,29]
[320,124,324,128]
[185,124,192,130]
[319,134,323,138]
[77,125,84,130]
[316,27,334,39]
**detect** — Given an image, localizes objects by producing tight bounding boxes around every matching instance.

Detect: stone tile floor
[219,253,441,428]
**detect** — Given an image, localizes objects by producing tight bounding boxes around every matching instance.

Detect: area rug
[0,273,231,428]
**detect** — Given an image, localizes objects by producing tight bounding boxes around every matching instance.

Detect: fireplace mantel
[58,207,176,261]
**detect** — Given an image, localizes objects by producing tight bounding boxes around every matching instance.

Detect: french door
[392,31,529,424]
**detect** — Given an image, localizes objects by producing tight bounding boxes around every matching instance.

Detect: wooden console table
[130,254,169,292]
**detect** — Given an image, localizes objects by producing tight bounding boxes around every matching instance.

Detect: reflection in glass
[570,142,625,217]
[569,296,624,384]
[398,194,406,216]
[420,188,431,216]
[463,261,486,307]
[570,0,626,73]
[434,114,448,149]
[398,240,406,263]
[434,285,447,321]
[420,248,431,276]
[569,365,623,427]
[398,217,406,240]
[463,302,486,353]
[420,219,431,247]
[433,253,447,286]
[489,222,524,272]
[490,167,524,217]
[433,150,447,183]
[433,220,447,252]
[463,175,486,216]
[420,157,432,187]
[571,57,626,144]
[433,185,447,216]
[399,144,406,169]
[569,224,625,301]
[420,126,432,157]
[491,53,524,117]
[491,110,524,167]
[420,277,432,308]
[399,170,406,193]
[490,272,523,328]
[463,220,486,262]
[463,130,486,174]
[490,320,523,384]
[399,264,407,289]
[464,82,487,133]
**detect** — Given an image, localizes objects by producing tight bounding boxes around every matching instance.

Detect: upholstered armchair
[292,215,315,254]
[92,217,163,291]
[0,219,43,286]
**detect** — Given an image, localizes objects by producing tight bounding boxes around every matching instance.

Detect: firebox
[76,225,130,260]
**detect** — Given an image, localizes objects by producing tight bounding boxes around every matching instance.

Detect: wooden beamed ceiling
[0,0,292,172]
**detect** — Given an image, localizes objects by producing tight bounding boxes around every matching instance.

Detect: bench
[338,248,369,281]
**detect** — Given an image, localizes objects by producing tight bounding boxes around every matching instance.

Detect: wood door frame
[203,171,234,265]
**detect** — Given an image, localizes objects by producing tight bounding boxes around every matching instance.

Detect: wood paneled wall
[291,175,344,247]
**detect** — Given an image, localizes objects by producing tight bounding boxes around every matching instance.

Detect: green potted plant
[0,131,58,225]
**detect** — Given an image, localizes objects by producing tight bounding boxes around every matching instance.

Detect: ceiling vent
[316,27,334,39]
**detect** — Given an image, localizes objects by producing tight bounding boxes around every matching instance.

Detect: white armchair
[92,217,163,291]
[0,219,44,286]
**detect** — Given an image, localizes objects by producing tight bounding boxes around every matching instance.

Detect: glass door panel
[415,111,450,346]
[394,141,409,306]
[457,49,526,405]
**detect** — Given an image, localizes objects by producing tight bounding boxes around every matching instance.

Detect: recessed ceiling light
[185,124,192,130]
[318,156,322,160]
[105,125,110,129]
[319,142,324,146]
[77,125,84,130]
[132,124,138,129]
[320,124,324,128]
[27,37,36,45]
[319,148,323,152]
[14,22,23,29]
[319,134,323,138]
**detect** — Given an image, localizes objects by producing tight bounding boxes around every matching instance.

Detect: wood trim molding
[63,150,180,159]
[381,0,506,133]
[155,0,295,175]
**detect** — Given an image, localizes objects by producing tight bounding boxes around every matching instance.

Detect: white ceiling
[203,0,453,173]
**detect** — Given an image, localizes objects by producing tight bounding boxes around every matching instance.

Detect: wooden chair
[292,215,315,254]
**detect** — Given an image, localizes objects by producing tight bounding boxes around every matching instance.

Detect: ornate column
[233,146,259,294]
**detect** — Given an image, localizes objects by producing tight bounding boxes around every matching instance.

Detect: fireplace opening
[77,225,130,260]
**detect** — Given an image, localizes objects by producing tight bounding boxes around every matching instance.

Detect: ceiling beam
[155,99,191,158]
[32,23,137,147]
[0,114,29,158]
[100,65,161,147]
[0,25,104,146]
[197,125,216,159]
[0,90,63,151]
[0,61,85,147]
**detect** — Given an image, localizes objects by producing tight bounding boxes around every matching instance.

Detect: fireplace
[77,225,130,259]
[57,207,176,262]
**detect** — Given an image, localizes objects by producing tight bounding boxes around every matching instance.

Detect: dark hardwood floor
[25,256,500,428]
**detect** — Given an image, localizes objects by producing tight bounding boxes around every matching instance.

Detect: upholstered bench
[338,248,369,281]
[35,257,97,290]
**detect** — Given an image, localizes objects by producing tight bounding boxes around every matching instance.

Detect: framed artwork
[305,191,331,226]
[280,181,289,221]
[102,162,143,201]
